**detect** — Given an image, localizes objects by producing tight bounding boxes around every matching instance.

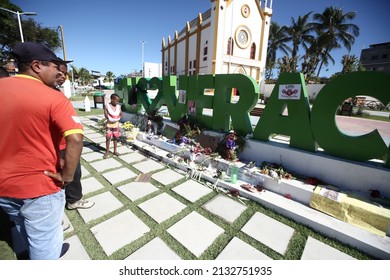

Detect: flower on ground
[122,121,134,131]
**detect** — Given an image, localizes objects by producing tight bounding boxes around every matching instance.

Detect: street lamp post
[69,61,75,96]
[0,7,37,42]
[57,25,69,61]
[141,40,146,77]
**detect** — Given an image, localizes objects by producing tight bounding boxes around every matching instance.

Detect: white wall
[240,138,390,198]
[144,62,162,78]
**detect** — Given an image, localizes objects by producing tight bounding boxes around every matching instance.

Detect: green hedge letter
[213,74,258,135]
[311,71,390,166]
[253,73,315,152]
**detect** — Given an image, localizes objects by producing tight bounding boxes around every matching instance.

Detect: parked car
[94,85,108,89]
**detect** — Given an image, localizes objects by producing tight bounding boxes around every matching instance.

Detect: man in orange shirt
[0,42,83,259]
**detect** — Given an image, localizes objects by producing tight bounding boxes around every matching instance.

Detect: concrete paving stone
[301,236,355,260]
[78,191,123,223]
[84,141,101,152]
[63,213,74,233]
[133,159,165,174]
[87,115,104,121]
[241,212,295,256]
[82,127,98,133]
[85,116,100,121]
[118,182,159,201]
[82,144,100,154]
[61,235,91,260]
[89,157,123,172]
[151,169,184,186]
[81,123,96,129]
[90,136,107,143]
[86,115,102,119]
[81,151,106,162]
[167,211,224,258]
[102,167,137,185]
[83,132,98,138]
[84,132,104,140]
[80,177,106,195]
[125,237,182,260]
[87,124,100,130]
[202,195,247,224]
[138,193,187,223]
[216,237,272,260]
[120,152,147,164]
[88,115,100,124]
[90,210,150,256]
[81,119,95,125]
[81,165,90,178]
[79,116,91,122]
[82,121,97,127]
[172,179,213,203]
[116,145,133,155]
[82,140,97,147]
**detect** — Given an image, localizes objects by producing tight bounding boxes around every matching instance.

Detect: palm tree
[277,55,299,74]
[341,54,363,74]
[105,71,116,83]
[78,67,93,86]
[266,22,290,79]
[311,6,360,76]
[284,12,315,70]
[308,41,335,76]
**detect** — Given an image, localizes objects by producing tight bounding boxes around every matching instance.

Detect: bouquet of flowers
[122,121,135,132]
[216,130,246,161]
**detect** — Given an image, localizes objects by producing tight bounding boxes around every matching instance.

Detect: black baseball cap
[56,57,73,64]
[12,42,72,64]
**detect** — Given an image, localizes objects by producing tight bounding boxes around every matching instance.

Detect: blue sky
[10,0,390,77]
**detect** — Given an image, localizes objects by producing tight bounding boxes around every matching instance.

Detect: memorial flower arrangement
[260,162,295,180]
[173,115,202,145]
[304,177,323,186]
[122,121,135,132]
[145,109,164,134]
[147,109,163,126]
[216,130,246,161]
[120,121,140,141]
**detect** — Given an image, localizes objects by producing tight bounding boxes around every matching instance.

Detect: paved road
[336,115,390,145]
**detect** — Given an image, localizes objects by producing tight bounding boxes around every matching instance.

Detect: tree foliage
[0,0,117,82]
[77,67,93,86]
[266,22,291,80]
[267,6,360,81]
[311,7,359,76]
[105,71,116,83]
[284,12,315,63]
[0,0,61,65]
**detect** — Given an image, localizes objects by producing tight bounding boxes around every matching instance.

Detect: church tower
[162,0,273,86]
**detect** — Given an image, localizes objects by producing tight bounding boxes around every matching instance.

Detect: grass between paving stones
[67,124,375,260]
[76,108,104,117]
[68,143,375,260]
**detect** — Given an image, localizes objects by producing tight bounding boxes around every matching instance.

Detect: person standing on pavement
[103,93,123,159]
[0,42,84,260]
[55,60,95,210]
